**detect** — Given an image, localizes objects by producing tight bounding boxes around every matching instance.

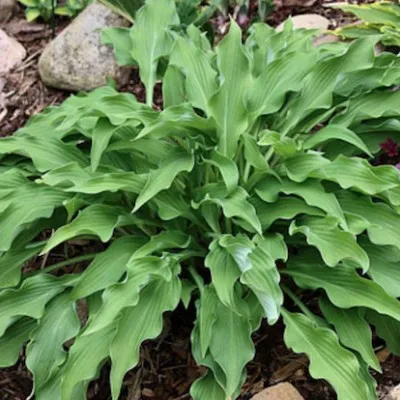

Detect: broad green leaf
[192,290,258,399]
[282,310,370,400]
[204,151,239,194]
[303,125,372,157]
[0,242,42,289]
[319,298,380,371]
[102,27,135,65]
[0,136,88,172]
[253,196,323,230]
[83,256,172,336]
[26,292,81,390]
[205,239,241,309]
[362,241,400,298]
[190,371,225,400]
[72,236,146,299]
[366,310,400,356]
[208,21,251,157]
[0,274,70,320]
[98,0,143,22]
[315,155,400,195]
[162,65,186,108]
[90,118,117,172]
[61,324,116,400]
[0,178,70,252]
[128,0,179,105]
[169,34,218,112]
[0,317,36,367]
[110,274,181,399]
[256,176,347,229]
[194,184,262,234]
[289,217,369,270]
[181,279,196,309]
[133,148,194,211]
[242,235,283,324]
[286,256,400,322]
[42,205,127,254]
[337,191,400,252]
[281,37,376,133]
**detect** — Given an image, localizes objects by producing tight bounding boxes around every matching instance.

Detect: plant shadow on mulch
[1,0,400,399]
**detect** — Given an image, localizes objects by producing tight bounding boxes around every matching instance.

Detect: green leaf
[110,274,181,399]
[366,310,400,356]
[26,7,41,21]
[169,34,218,112]
[282,310,370,400]
[128,0,179,105]
[102,28,135,66]
[289,217,369,270]
[337,191,400,252]
[41,205,127,254]
[98,0,143,22]
[72,236,146,299]
[256,176,347,229]
[253,196,323,230]
[362,241,400,298]
[26,291,81,391]
[61,324,116,400]
[0,274,72,321]
[303,124,372,157]
[192,288,257,399]
[0,317,36,367]
[0,242,42,289]
[204,151,239,194]
[208,21,251,157]
[205,239,241,309]
[194,184,262,234]
[133,148,194,212]
[319,298,380,372]
[190,371,225,400]
[286,255,400,322]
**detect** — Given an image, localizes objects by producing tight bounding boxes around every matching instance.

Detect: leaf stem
[28,253,98,276]
[189,266,205,295]
[281,284,318,323]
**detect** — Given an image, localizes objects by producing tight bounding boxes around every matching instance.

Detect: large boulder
[252,382,304,400]
[0,0,15,23]
[39,2,130,92]
[0,29,26,76]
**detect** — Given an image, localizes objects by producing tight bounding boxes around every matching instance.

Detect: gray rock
[0,29,26,76]
[0,0,15,23]
[39,2,130,92]
[277,14,330,32]
[252,383,304,400]
[387,385,400,400]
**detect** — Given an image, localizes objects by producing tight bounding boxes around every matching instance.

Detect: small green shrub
[18,0,90,21]
[331,1,400,47]
[1,1,400,399]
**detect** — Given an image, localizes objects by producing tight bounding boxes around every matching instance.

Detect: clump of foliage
[331,1,400,47]
[2,0,400,399]
[18,0,90,21]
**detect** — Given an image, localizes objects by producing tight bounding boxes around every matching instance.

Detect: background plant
[18,0,90,21]
[1,0,400,399]
[331,1,400,47]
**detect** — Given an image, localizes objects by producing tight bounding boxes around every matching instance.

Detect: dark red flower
[380,138,399,157]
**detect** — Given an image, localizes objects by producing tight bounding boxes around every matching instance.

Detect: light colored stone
[0,29,26,76]
[39,2,130,92]
[0,0,15,23]
[252,382,304,400]
[277,14,330,32]
[313,33,340,46]
[387,385,400,400]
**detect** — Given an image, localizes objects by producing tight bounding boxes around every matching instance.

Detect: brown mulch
[1,1,400,399]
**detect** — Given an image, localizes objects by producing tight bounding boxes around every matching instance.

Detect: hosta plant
[18,0,89,21]
[331,1,400,47]
[2,1,400,399]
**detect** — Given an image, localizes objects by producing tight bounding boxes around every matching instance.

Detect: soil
[0,1,399,400]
